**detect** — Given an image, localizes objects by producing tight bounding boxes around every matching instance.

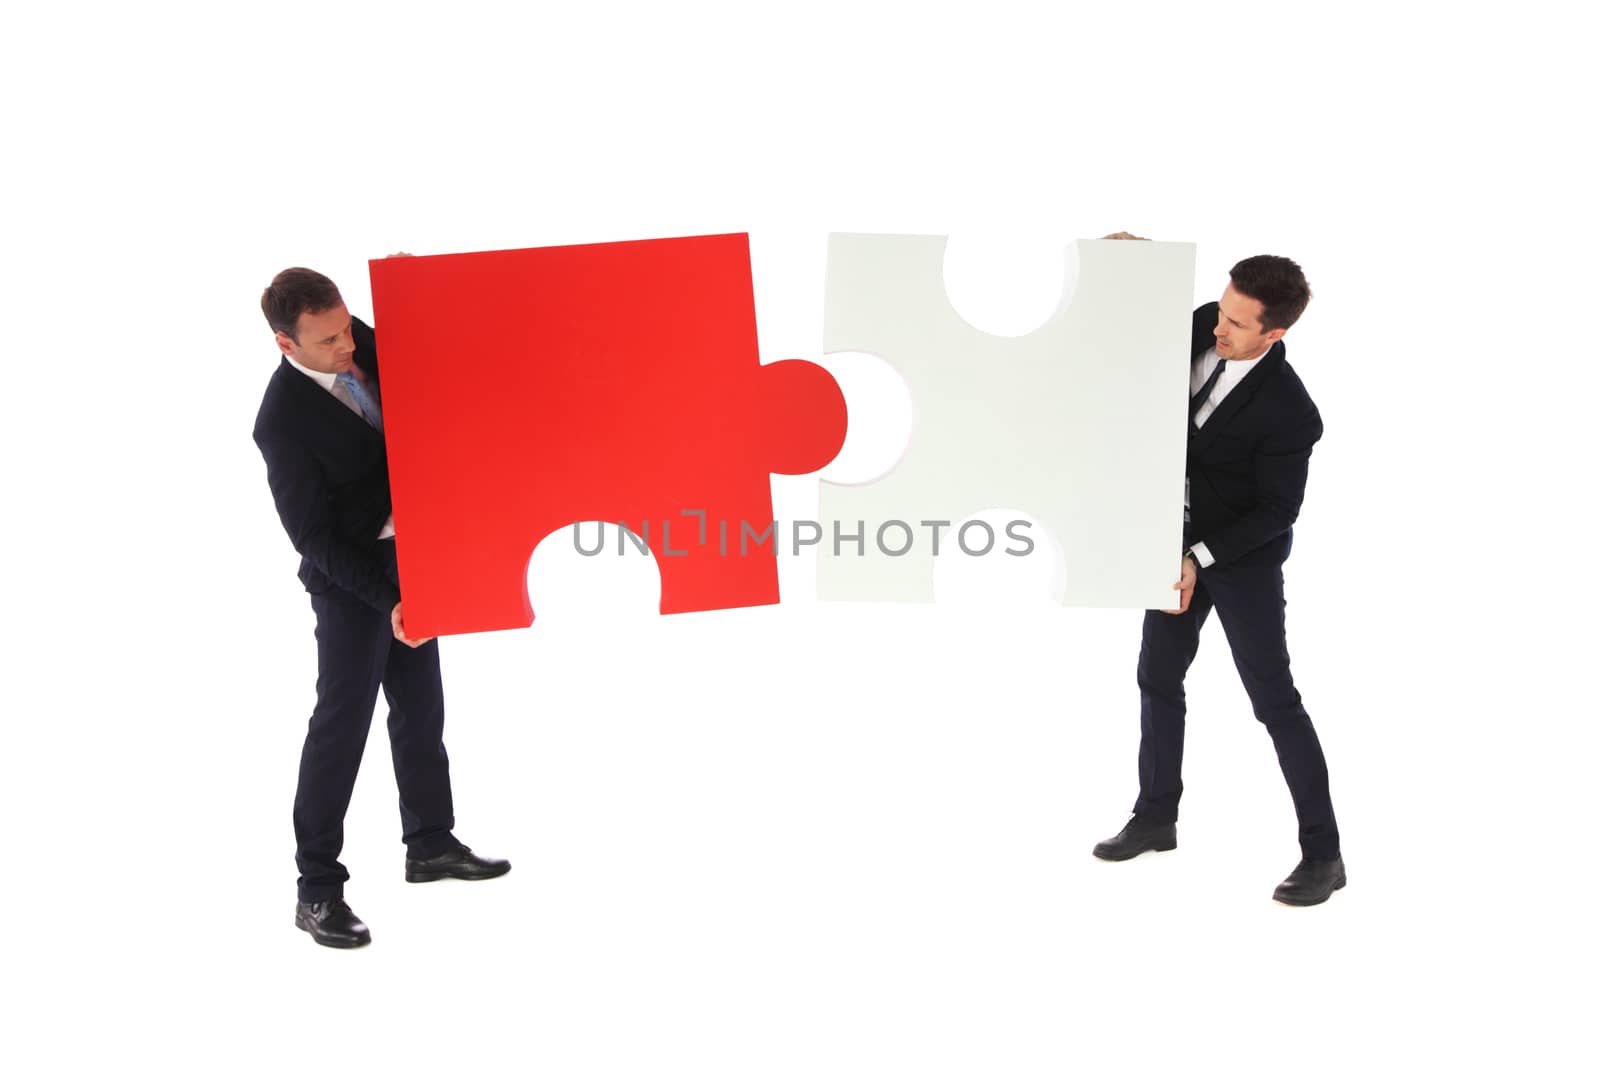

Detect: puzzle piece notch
[817,233,1196,609]
[525,521,664,624]
[370,234,847,639]
[809,350,916,488]
[929,507,1067,606]
[940,234,1079,338]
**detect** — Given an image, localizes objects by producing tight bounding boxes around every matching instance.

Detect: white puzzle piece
[817,234,1196,609]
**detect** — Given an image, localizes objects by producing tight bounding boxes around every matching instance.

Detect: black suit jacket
[1184,302,1323,568]
[253,317,401,613]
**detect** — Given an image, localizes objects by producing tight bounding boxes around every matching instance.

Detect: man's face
[277,302,355,374]
[1214,283,1286,362]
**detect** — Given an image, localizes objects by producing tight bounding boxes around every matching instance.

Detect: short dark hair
[1228,255,1311,333]
[261,268,343,341]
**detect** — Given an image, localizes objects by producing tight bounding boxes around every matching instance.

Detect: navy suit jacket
[1184,302,1323,569]
[253,317,401,614]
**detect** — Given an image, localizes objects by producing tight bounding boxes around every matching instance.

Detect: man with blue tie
[254,266,510,948]
[1092,247,1344,906]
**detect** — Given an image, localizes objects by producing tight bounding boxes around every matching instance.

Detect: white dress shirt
[1185,344,1268,567]
[284,354,396,540]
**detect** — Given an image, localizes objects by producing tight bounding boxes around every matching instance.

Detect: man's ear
[1265,327,1287,345]
[275,331,296,358]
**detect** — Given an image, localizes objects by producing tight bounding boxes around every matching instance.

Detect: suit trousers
[293,541,457,901]
[1132,534,1340,860]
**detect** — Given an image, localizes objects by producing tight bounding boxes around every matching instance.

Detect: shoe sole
[405,866,511,883]
[1092,841,1177,862]
[295,915,371,948]
[1273,871,1348,907]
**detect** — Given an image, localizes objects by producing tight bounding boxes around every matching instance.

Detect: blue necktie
[336,371,384,433]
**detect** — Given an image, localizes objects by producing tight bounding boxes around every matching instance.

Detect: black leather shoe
[1093,816,1177,861]
[294,897,371,948]
[405,844,511,883]
[1272,857,1347,906]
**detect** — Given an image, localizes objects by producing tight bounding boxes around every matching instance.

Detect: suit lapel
[1188,342,1284,454]
[278,357,383,438]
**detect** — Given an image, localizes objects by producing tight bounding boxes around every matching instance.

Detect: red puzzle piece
[368,234,846,639]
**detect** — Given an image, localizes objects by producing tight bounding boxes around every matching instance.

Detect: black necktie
[1189,359,1226,428]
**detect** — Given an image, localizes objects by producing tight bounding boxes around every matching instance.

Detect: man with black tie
[254,266,510,948]
[1092,247,1344,906]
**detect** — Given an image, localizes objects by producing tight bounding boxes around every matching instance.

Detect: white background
[4,1,1596,1063]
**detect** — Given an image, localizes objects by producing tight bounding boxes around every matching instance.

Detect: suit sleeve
[256,429,401,614]
[1203,404,1323,567]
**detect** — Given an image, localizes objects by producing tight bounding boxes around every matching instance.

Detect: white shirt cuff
[1190,541,1215,568]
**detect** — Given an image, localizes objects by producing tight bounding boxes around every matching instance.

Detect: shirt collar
[1207,341,1271,376]
[284,352,339,393]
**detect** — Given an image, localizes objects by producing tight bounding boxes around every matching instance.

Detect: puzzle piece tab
[370,234,847,639]
[817,234,1195,608]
